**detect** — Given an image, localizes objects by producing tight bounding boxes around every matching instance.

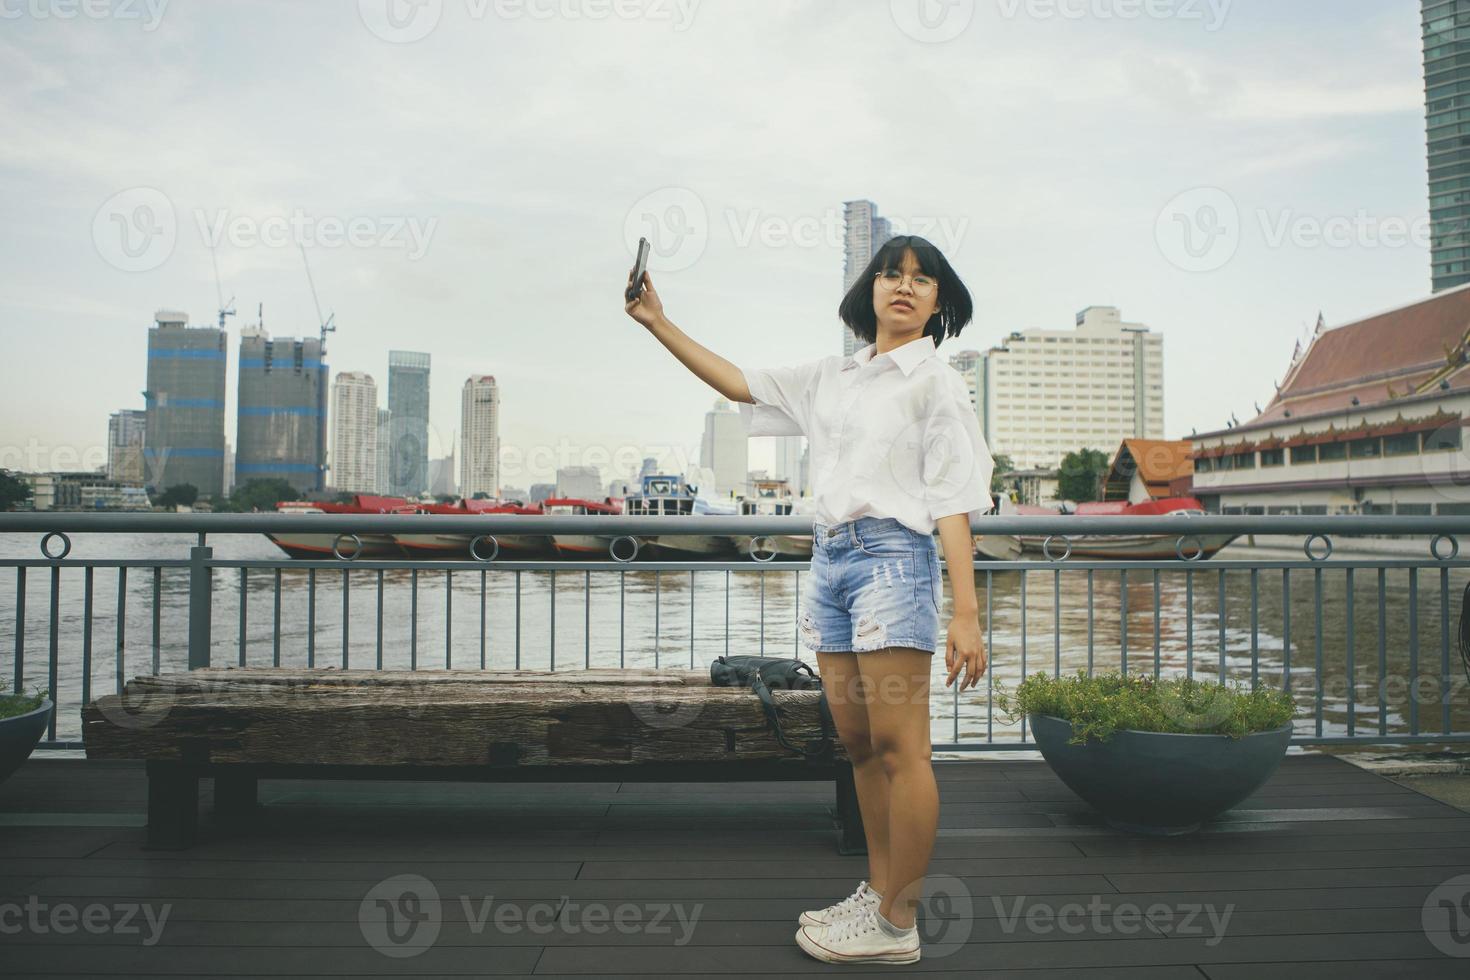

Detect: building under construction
[234,326,328,494]
[143,312,227,497]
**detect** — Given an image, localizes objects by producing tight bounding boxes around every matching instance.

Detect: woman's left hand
[944,614,988,691]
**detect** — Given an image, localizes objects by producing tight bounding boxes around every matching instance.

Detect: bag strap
[748,670,835,766]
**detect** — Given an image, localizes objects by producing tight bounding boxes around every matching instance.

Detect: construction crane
[300,245,336,346]
[210,245,236,331]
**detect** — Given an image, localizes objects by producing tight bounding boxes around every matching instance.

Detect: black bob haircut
[837,234,973,349]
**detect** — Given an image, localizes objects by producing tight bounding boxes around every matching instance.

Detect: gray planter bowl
[1028,712,1293,835]
[0,698,54,786]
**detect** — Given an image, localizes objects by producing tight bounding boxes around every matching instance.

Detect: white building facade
[329,371,379,494]
[700,398,749,499]
[460,375,500,499]
[981,306,1165,470]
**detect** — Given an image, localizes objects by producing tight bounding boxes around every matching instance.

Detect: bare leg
[857,646,935,929]
[815,650,888,894]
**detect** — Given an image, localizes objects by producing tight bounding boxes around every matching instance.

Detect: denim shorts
[798,516,942,654]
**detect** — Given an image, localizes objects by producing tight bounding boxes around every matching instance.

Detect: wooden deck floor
[0,753,1467,977]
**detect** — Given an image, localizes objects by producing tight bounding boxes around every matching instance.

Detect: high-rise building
[375,408,391,494]
[106,409,146,483]
[330,371,379,494]
[980,306,1164,470]
[1426,1,1470,291]
[842,199,893,355]
[143,311,227,497]
[235,326,327,493]
[460,375,500,498]
[773,434,805,497]
[556,465,601,500]
[387,351,431,496]
[700,398,748,498]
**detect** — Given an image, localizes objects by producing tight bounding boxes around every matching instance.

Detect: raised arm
[624,269,753,403]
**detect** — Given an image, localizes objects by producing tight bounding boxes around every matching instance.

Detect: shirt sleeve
[736,358,823,437]
[921,380,995,527]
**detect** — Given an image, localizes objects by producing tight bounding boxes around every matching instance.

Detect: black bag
[709,655,836,765]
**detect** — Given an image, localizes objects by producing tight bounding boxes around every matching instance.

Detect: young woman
[624,234,993,966]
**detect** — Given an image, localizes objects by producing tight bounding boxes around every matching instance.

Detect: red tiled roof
[1110,439,1194,485]
[1248,286,1470,427]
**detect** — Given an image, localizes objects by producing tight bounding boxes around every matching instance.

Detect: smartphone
[625,236,651,302]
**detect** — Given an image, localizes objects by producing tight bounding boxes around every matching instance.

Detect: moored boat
[265,497,407,559]
[728,478,812,560]
[622,474,732,559]
[1015,496,1236,559]
[547,496,626,557]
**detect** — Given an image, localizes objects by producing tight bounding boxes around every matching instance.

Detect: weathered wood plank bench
[80,667,863,854]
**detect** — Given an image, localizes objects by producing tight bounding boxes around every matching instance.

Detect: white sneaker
[797,879,879,928]
[795,902,921,965]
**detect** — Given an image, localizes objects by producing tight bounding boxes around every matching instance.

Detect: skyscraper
[330,371,379,494]
[387,350,431,496]
[460,375,500,498]
[235,326,328,493]
[1426,1,1470,291]
[143,311,227,497]
[106,409,146,483]
[375,407,391,495]
[842,199,892,355]
[699,398,748,498]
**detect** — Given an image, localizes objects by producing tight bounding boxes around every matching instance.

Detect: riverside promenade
[1,511,1469,975]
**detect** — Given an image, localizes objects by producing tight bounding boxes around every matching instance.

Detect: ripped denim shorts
[797,516,941,654]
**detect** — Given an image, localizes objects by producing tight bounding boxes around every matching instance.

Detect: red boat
[266,496,409,559]
[541,496,626,556]
[1013,496,1237,560]
[391,499,550,559]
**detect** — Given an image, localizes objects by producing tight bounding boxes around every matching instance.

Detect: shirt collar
[843,333,937,376]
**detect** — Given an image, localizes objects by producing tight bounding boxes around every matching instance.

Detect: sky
[0,0,1438,489]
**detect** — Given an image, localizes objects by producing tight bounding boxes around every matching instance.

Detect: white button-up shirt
[737,334,995,536]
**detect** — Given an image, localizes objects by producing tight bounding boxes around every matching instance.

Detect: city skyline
[0,1,1438,488]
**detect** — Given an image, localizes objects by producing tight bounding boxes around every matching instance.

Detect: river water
[3,532,1468,751]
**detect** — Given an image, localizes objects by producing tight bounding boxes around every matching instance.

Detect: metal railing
[3,512,1469,752]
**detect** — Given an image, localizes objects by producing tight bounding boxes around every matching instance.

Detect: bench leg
[145,760,198,851]
[834,759,867,855]
[215,771,258,816]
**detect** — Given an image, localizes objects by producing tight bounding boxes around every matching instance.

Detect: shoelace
[825,881,870,919]
[825,903,882,945]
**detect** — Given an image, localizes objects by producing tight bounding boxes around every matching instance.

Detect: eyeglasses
[874,269,937,298]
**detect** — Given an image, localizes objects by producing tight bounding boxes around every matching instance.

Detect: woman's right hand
[624,269,665,330]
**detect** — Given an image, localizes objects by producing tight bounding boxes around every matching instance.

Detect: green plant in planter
[0,678,48,721]
[994,670,1296,745]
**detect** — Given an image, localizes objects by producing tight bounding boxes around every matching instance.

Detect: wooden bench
[80,667,864,854]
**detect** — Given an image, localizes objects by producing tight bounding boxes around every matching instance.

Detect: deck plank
[0,752,1463,976]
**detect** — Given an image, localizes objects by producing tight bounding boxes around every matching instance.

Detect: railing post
[188,543,213,670]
